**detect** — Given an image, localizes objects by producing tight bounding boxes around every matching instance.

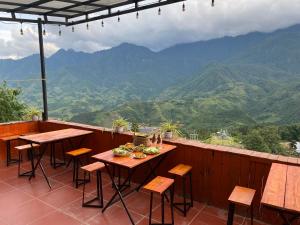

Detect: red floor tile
[202,205,244,224]
[0,189,33,210]
[190,211,227,225]
[0,181,14,194]
[0,199,55,225]
[19,178,64,197]
[61,196,103,223]
[119,191,161,216]
[29,210,82,225]
[87,205,143,225]
[38,186,82,208]
[150,200,200,225]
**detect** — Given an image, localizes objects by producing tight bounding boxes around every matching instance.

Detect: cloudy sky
[0,0,300,59]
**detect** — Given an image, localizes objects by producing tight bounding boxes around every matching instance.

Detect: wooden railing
[1,119,299,224]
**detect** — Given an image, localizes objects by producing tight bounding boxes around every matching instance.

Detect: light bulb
[101,20,104,27]
[211,0,214,7]
[72,26,74,32]
[158,7,161,15]
[136,11,139,19]
[86,23,89,30]
[182,3,185,12]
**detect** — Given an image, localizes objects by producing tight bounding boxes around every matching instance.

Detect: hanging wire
[43,23,46,36]
[20,21,23,36]
[58,24,61,36]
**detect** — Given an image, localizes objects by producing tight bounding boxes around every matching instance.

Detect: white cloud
[0,0,300,58]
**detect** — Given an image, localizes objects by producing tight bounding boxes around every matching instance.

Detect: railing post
[37,18,48,121]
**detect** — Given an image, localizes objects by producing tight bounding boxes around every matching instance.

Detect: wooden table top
[261,163,300,214]
[92,143,176,169]
[0,132,39,142]
[19,128,93,144]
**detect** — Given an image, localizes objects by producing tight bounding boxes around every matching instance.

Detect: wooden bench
[143,176,175,225]
[81,162,105,208]
[227,186,256,225]
[66,148,92,188]
[169,164,193,216]
[15,144,40,177]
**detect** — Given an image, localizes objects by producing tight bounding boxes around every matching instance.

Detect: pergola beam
[68,0,184,26]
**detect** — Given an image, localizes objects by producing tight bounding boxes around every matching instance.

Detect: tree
[0,82,26,122]
[242,129,270,152]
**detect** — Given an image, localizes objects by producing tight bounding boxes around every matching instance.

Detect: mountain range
[1,24,300,130]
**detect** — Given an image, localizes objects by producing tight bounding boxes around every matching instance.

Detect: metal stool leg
[18,151,21,176]
[149,192,153,225]
[251,204,253,225]
[227,203,235,225]
[189,172,193,207]
[183,176,187,216]
[161,193,165,224]
[82,171,87,206]
[170,185,175,225]
[72,158,76,182]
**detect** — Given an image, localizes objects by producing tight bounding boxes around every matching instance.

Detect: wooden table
[261,163,300,224]
[92,143,177,225]
[1,132,39,166]
[19,128,93,188]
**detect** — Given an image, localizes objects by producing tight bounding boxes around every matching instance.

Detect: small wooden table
[92,143,176,225]
[261,163,300,225]
[19,128,93,188]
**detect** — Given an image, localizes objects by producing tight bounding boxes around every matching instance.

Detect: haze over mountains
[0,24,300,129]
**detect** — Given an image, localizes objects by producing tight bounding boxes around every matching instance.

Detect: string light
[136,11,139,19]
[182,2,185,12]
[72,25,74,32]
[86,22,89,30]
[211,0,214,7]
[58,24,61,36]
[20,22,23,36]
[101,20,104,27]
[158,7,161,15]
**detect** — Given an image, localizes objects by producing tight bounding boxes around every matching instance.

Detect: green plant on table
[160,121,182,137]
[112,117,129,129]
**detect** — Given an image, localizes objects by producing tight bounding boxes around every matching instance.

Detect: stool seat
[15,144,40,151]
[66,148,92,157]
[168,164,192,177]
[228,186,255,207]
[81,162,105,172]
[143,176,174,194]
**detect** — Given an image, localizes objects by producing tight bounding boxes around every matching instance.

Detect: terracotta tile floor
[0,158,269,225]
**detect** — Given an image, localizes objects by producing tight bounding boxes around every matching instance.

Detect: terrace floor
[0,157,268,225]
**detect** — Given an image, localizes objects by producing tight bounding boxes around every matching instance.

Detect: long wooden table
[92,143,177,225]
[19,128,93,188]
[261,163,300,224]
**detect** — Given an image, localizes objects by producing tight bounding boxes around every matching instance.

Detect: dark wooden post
[37,18,48,120]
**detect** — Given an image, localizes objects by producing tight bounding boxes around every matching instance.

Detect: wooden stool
[81,162,105,208]
[143,176,175,225]
[168,164,193,216]
[66,148,92,188]
[15,144,40,177]
[227,186,256,225]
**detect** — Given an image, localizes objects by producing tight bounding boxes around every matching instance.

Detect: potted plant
[112,117,129,133]
[24,107,41,121]
[160,121,182,139]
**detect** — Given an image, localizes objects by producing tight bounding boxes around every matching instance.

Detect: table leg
[136,153,168,191]
[29,143,52,189]
[6,140,19,166]
[103,163,135,225]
